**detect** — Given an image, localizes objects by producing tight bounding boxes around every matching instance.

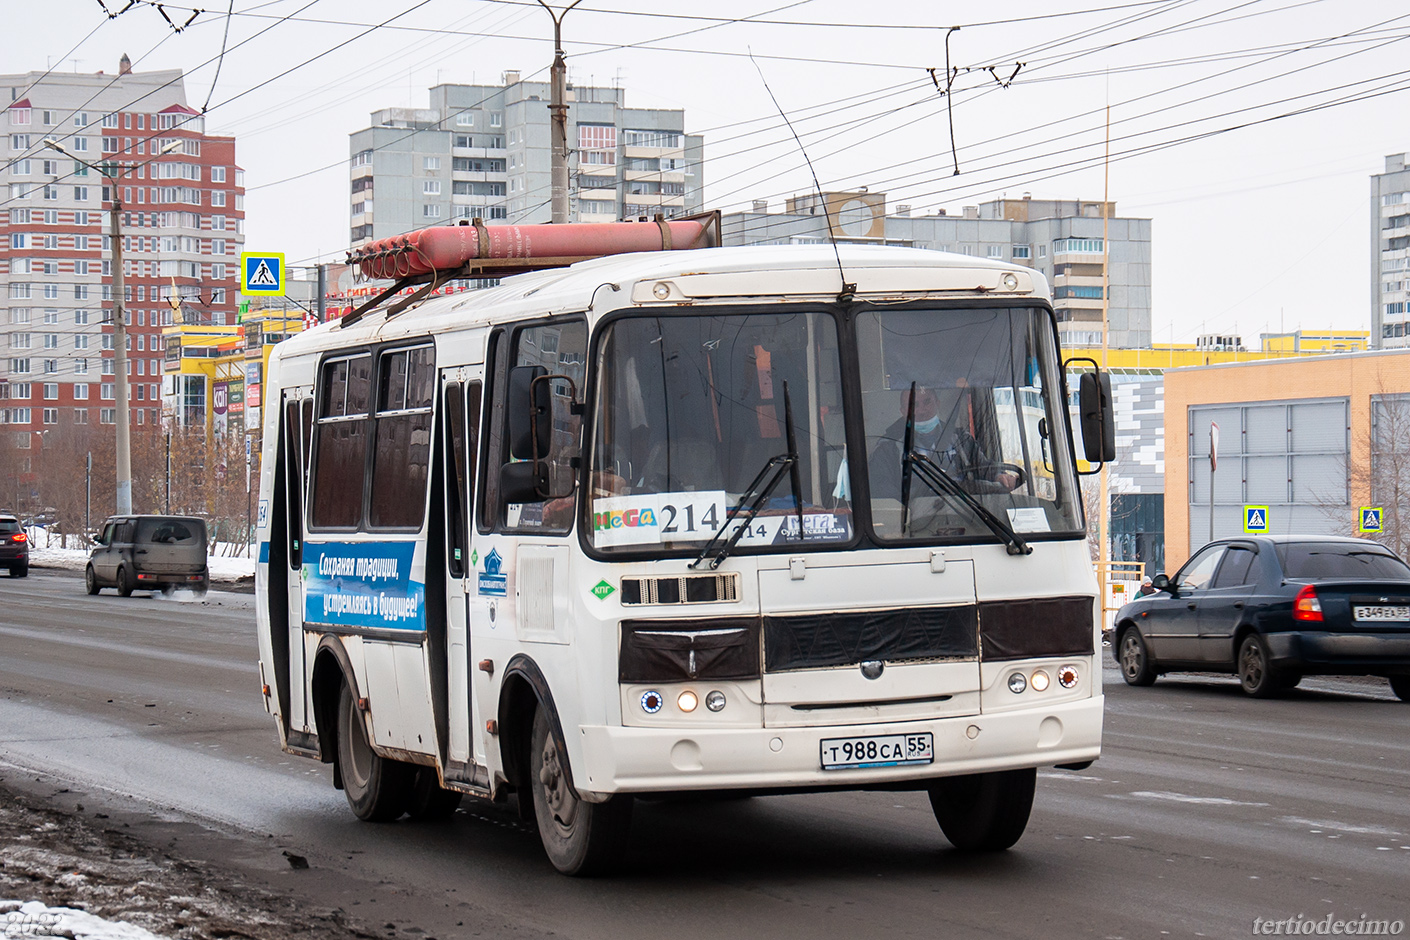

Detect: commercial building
[723,193,1152,349]
[161,305,308,436]
[1067,330,1370,576]
[349,73,705,247]
[1,57,245,440]
[1373,153,1410,347]
[1164,348,1410,570]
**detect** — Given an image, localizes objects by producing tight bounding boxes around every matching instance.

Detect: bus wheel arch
[497,655,569,795]
[311,638,358,772]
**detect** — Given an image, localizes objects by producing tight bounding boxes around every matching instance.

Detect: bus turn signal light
[1294,585,1324,622]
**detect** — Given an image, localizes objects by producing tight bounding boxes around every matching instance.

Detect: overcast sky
[8,0,1410,344]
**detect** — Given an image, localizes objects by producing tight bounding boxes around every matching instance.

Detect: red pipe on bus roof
[347,218,716,281]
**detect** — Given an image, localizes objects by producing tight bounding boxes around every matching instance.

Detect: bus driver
[868,384,1020,498]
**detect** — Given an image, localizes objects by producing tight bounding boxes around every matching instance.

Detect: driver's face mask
[914,415,941,435]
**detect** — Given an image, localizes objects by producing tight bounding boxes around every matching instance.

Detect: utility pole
[316,263,327,324]
[45,137,181,515]
[1098,101,1112,589]
[538,0,582,224]
[108,183,133,514]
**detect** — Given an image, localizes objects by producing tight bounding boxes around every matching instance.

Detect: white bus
[254,237,1116,875]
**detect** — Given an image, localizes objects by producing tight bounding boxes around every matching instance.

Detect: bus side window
[501,319,587,534]
[311,354,372,529]
[477,330,505,533]
[300,399,313,491]
[369,344,436,529]
[446,383,467,576]
[283,399,303,569]
[444,381,483,576]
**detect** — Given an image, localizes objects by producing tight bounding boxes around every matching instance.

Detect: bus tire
[928,767,1036,851]
[336,681,412,822]
[406,766,462,822]
[529,706,632,876]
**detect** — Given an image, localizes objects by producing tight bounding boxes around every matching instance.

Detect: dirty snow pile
[1,900,163,939]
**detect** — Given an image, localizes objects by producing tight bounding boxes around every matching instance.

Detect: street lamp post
[45,137,180,514]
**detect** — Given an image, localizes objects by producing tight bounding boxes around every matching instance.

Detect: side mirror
[1152,573,1171,593]
[507,365,551,461]
[1078,370,1117,464]
[500,460,550,504]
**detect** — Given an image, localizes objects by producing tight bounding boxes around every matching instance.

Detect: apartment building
[349,73,705,247]
[724,193,1152,349]
[1373,153,1410,348]
[1,57,244,442]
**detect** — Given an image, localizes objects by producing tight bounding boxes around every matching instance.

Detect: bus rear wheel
[337,682,412,821]
[928,768,1036,851]
[529,706,632,876]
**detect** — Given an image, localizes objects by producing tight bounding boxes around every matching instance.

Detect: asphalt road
[2,567,1408,940]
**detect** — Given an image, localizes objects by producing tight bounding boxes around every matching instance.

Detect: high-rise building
[1,58,244,440]
[724,193,1152,349]
[349,73,705,247]
[1372,153,1410,348]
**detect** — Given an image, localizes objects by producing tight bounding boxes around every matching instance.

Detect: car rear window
[1276,542,1410,580]
[0,520,19,535]
[135,518,206,545]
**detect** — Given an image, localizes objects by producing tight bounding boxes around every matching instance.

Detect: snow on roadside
[26,544,254,583]
[0,900,164,940]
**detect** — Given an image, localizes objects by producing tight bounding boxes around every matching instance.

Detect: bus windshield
[859,306,1082,541]
[587,305,1082,555]
[589,311,850,553]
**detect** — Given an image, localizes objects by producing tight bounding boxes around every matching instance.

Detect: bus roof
[277,243,1051,364]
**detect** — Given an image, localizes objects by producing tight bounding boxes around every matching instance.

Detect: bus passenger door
[441,376,482,768]
[281,390,313,733]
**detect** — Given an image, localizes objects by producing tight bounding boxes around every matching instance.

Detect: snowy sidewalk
[1,900,163,940]
[25,543,255,584]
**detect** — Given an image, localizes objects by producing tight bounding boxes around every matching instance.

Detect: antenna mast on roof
[749,51,854,304]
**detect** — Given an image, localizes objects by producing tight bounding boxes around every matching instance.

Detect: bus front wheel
[928,767,1036,851]
[529,706,632,875]
[337,682,412,821]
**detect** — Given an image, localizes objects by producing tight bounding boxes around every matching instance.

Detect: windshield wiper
[690,381,805,570]
[905,450,1032,556]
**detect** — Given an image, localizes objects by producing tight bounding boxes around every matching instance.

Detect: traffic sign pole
[1209,422,1219,543]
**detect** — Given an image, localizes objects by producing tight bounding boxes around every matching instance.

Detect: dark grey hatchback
[1113,535,1410,700]
[86,515,209,596]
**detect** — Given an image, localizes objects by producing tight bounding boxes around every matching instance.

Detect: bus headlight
[641,690,664,714]
[705,690,726,712]
[1058,665,1080,689]
[1007,672,1027,694]
[678,690,699,713]
[1030,670,1050,692]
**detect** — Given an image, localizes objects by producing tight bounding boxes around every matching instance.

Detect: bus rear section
[254,243,1115,875]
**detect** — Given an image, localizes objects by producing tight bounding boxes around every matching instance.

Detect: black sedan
[1113,535,1410,700]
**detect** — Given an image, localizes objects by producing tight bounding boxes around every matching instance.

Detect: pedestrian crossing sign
[1244,505,1269,533]
[240,252,285,296]
[1360,506,1384,533]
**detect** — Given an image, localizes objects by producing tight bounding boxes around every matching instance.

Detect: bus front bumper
[575,695,1103,796]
